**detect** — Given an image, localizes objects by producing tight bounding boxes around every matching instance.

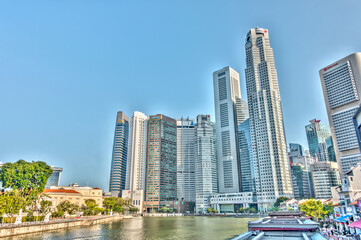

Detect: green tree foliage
[129,207,139,213]
[102,197,135,214]
[274,197,289,207]
[40,200,52,216]
[0,160,53,207]
[300,199,327,221]
[0,190,25,222]
[206,208,218,214]
[82,199,102,216]
[159,206,171,213]
[323,202,334,217]
[53,200,79,217]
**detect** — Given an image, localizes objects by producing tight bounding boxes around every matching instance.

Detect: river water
[6,216,258,240]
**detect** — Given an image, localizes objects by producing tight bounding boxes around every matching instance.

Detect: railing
[0,218,82,229]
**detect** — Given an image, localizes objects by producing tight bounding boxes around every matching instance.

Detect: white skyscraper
[176,117,196,202]
[213,66,242,193]
[122,111,148,212]
[245,28,293,209]
[319,53,361,175]
[194,115,218,214]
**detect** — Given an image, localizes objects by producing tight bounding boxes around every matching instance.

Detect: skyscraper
[45,166,63,189]
[305,119,335,162]
[319,53,361,175]
[194,115,218,214]
[143,114,177,212]
[122,111,148,212]
[109,111,129,197]
[213,66,243,193]
[311,161,341,199]
[176,117,196,203]
[244,27,293,209]
[238,119,255,192]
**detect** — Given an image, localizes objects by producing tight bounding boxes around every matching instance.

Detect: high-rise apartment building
[109,111,129,197]
[176,117,196,203]
[143,114,177,212]
[238,119,255,192]
[319,53,361,175]
[213,66,243,193]
[305,119,335,162]
[194,115,218,214]
[244,27,293,208]
[311,161,341,199]
[122,111,148,212]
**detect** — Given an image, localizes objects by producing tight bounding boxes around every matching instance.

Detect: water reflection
[5,216,258,240]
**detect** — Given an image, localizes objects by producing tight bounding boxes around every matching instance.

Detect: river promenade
[0,215,125,238]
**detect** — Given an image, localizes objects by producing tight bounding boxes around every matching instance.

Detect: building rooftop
[43,189,81,194]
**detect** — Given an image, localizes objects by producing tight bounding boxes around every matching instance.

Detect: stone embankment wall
[0,215,123,238]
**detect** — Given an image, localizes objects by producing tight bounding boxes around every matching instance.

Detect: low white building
[210,192,256,213]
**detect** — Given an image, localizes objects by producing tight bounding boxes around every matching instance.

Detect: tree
[207,208,214,213]
[323,202,334,217]
[0,190,25,223]
[0,160,53,208]
[249,207,257,213]
[40,200,52,216]
[82,199,101,216]
[129,207,139,213]
[300,199,327,221]
[103,197,116,211]
[159,206,171,213]
[274,197,289,207]
[53,200,79,217]
[239,207,245,213]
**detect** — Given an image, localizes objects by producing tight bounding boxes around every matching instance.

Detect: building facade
[244,27,293,209]
[311,161,341,199]
[210,192,256,213]
[319,53,361,175]
[291,164,314,200]
[143,114,177,212]
[213,66,243,193]
[176,117,196,203]
[194,115,218,214]
[238,119,255,192]
[122,111,148,212]
[45,166,63,188]
[305,119,335,162]
[109,111,129,197]
[289,143,303,164]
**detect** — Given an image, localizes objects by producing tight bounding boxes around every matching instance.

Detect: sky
[1,0,361,190]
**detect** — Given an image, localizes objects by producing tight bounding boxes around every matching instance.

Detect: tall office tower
[238,119,255,192]
[305,119,335,162]
[245,27,293,208]
[291,164,314,200]
[311,161,341,199]
[236,98,249,125]
[143,114,177,212]
[194,115,218,214]
[213,66,242,193]
[109,111,129,197]
[122,111,148,212]
[319,53,361,175]
[176,117,196,203]
[289,143,303,161]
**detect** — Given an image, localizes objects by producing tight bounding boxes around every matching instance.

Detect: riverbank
[0,215,124,238]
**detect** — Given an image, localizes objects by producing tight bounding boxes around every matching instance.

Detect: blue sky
[0,0,360,190]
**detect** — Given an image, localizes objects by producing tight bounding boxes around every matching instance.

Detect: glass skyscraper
[109,111,129,197]
[144,114,177,212]
[305,119,336,162]
[238,119,254,192]
[45,166,63,188]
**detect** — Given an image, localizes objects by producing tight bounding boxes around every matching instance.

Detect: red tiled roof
[43,189,81,194]
[93,187,101,190]
[350,201,358,205]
